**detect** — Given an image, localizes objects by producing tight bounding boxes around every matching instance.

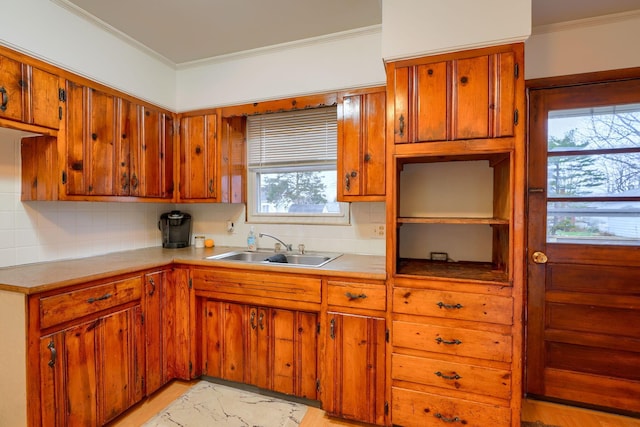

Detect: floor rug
[521,421,560,427]
[143,381,308,427]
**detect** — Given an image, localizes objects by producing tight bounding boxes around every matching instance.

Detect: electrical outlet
[371,224,386,239]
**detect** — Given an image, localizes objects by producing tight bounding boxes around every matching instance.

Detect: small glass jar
[194,235,205,248]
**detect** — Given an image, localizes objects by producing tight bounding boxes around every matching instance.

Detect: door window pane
[546,103,640,246]
[547,201,640,245]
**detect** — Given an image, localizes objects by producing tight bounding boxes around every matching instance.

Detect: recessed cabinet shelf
[396,258,510,282]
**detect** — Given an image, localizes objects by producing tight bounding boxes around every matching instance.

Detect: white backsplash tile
[0,131,385,268]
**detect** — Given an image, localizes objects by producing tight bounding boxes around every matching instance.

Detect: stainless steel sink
[205,250,342,267]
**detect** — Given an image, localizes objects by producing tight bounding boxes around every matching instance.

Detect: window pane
[548,153,640,197]
[548,103,640,151]
[256,170,339,214]
[547,201,640,245]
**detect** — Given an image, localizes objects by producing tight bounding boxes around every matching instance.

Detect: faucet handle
[274,242,282,252]
[298,244,305,254]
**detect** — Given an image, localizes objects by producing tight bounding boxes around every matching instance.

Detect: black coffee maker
[158,210,192,248]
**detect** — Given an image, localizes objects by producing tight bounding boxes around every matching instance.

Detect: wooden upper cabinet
[179,114,218,200]
[388,44,520,144]
[0,55,62,130]
[65,80,174,199]
[338,88,386,201]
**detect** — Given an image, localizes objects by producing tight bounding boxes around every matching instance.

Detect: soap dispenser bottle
[247,226,257,252]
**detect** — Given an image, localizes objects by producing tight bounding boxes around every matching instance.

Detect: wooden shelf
[397,217,509,225]
[396,258,510,283]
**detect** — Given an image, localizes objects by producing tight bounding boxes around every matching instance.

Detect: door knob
[532,251,548,264]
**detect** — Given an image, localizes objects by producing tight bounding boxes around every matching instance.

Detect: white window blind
[247,107,337,170]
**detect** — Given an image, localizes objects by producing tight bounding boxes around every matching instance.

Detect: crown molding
[532,9,640,35]
[176,25,382,70]
[50,0,177,68]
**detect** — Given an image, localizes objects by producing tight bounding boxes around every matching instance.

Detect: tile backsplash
[0,129,385,268]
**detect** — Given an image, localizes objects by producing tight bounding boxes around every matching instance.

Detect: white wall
[176,27,385,111]
[525,10,640,80]
[0,0,176,110]
[381,0,531,61]
[0,127,386,267]
[0,129,166,268]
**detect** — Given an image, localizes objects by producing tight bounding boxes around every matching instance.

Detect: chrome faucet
[259,233,293,252]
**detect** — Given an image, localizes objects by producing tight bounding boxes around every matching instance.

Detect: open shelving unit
[392,150,513,283]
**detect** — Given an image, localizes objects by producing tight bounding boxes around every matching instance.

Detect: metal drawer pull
[436,302,463,309]
[345,292,367,300]
[330,318,336,340]
[149,277,156,296]
[434,371,461,380]
[87,293,112,303]
[0,87,8,112]
[434,413,463,423]
[47,340,57,368]
[435,337,462,345]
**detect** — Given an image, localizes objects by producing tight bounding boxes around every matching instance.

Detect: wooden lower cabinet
[39,306,144,426]
[200,299,318,399]
[390,278,517,426]
[323,312,386,425]
[30,269,193,427]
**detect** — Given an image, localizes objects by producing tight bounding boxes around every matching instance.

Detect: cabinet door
[116,98,138,196]
[203,301,246,382]
[87,88,117,195]
[64,319,100,426]
[29,67,61,129]
[415,62,449,142]
[248,306,271,389]
[391,66,410,144]
[339,90,386,200]
[39,333,65,427]
[296,311,318,400]
[324,312,386,425]
[452,55,489,139]
[145,271,166,395]
[139,106,168,197]
[65,82,117,196]
[98,307,143,425]
[0,55,25,122]
[180,114,217,200]
[65,81,86,195]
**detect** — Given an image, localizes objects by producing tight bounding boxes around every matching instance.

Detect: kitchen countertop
[0,246,386,294]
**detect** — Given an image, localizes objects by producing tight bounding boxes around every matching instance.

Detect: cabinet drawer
[392,353,511,400]
[392,320,511,363]
[327,280,386,311]
[392,386,511,427]
[40,276,142,329]
[192,269,321,304]
[393,287,512,325]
